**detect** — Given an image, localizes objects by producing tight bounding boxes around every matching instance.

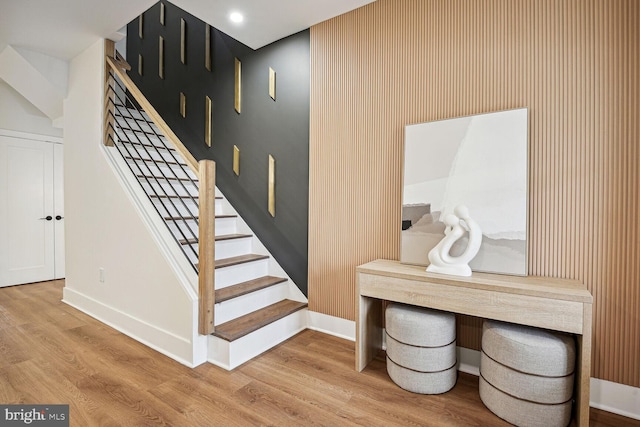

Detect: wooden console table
[356,259,593,427]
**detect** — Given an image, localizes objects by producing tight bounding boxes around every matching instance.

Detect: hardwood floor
[0,280,637,426]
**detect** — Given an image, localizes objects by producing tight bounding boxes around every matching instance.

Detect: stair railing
[104,40,215,335]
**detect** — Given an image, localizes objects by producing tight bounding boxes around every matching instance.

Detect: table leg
[356,294,383,371]
[575,303,592,426]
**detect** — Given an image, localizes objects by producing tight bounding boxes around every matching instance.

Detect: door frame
[0,128,63,286]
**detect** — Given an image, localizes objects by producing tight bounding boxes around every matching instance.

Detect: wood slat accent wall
[309,0,639,386]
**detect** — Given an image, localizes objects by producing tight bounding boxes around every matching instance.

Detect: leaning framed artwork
[401,108,528,276]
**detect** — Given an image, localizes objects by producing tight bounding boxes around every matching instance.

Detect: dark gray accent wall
[127,1,309,295]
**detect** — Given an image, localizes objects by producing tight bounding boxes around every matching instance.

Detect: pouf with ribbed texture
[480,320,576,427]
[385,303,457,394]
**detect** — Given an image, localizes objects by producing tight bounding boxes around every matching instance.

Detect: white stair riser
[152,198,199,218]
[141,180,198,198]
[181,244,199,265]
[167,220,198,241]
[208,309,307,370]
[215,259,269,289]
[183,238,252,262]
[215,238,252,260]
[215,217,237,235]
[165,215,235,239]
[214,282,289,325]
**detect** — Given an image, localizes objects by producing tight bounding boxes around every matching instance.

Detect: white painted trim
[62,287,197,367]
[208,308,308,370]
[307,311,355,341]
[0,128,63,144]
[591,378,640,421]
[457,346,480,376]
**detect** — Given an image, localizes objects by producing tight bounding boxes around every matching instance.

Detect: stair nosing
[196,254,269,270]
[215,233,252,241]
[163,214,236,221]
[178,234,251,246]
[215,276,288,303]
[212,299,307,342]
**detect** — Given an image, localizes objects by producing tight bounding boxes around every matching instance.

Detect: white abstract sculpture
[426,205,482,277]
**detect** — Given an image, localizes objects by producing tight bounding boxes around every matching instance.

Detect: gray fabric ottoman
[480,320,576,427]
[385,303,457,394]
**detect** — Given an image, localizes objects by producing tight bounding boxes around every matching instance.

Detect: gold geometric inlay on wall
[160,3,165,25]
[233,145,240,176]
[180,92,186,118]
[268,155,275,217]
[139,14,143,39]
[269,67,276,100]
[234,58,242,113]
[159,36,164,79]
[138,54,143,76]
[205,96,212,147]
[205,24,212,71]
[180,18,186,64]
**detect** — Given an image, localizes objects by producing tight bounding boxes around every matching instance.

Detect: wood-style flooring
[0,280,637,426]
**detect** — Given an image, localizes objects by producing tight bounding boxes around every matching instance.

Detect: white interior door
[0,135,62,287]
[53,143,65,279]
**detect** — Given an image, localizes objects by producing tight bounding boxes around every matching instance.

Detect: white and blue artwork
[401,108,528,276]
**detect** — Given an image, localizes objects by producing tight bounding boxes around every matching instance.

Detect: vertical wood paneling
[309,0,640,387]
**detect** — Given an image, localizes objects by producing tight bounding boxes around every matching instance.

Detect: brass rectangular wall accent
[138,14,143,38]
[179,92,186,118]
[204,96,212,147]
[269,67,276,100]
[138,54,143,76]
[180,18,186,64]
[205,24,212,71]
[268,155,275,216]
[158,36,164,79]
[234,58,242,113]
[233,145,240,176]
[309,0,640,388]
[160,3,165,25]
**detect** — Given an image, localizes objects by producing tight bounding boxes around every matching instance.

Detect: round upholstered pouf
[480,320,576,427]
[385,303,457,394]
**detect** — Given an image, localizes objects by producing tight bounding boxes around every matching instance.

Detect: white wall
[62,39,201,365]
[0,82,63,137]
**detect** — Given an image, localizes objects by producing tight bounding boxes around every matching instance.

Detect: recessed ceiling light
[229,12,244,23]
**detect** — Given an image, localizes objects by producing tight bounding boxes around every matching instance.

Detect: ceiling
[0,0,375,60]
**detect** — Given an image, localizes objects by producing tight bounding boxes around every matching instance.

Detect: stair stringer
[102,142,208,367]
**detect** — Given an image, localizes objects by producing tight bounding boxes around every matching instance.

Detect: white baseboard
[457,346,480,376]
[62,287,198,367]
[590,377,640,420]
[307,311,355,341]
[310,312,640,421]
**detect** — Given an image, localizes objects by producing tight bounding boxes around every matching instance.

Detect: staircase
[108,92,307,369]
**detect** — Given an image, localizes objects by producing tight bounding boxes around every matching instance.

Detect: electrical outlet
[99,267,105,283]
